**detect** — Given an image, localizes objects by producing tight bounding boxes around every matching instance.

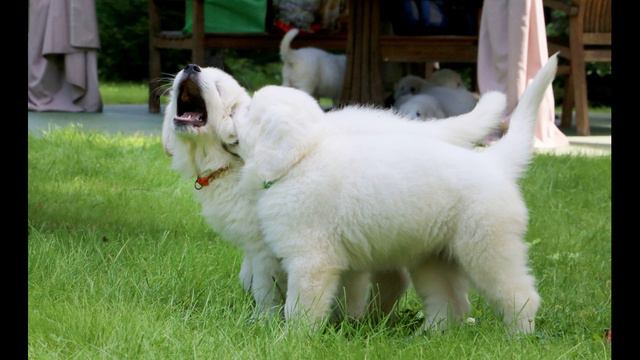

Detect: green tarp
[183,0,267,34]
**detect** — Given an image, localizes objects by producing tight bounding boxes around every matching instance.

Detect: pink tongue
[176,112,202,122]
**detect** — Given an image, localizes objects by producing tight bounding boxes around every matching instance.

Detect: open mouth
[174,78,207,128]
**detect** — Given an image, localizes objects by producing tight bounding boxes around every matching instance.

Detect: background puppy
[236,54,558,334]
[280,28,346,103]
[428,68,464,89]
[394,69,477,117]
[395,93,446,120]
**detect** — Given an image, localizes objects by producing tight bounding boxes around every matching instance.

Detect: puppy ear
[244,87,324,184]
[216,103,242,146]
[250,110,321,184]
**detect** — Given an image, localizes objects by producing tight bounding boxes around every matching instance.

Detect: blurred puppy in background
[280,28,346,104]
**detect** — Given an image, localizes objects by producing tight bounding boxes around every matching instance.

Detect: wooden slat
[583,49,611,62]
[202,34,347,50]
[583,0,611,33]
[380,36,478,63]
[153,33,347,51]
[582,33,611,45]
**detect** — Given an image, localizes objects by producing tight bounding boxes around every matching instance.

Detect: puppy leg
[239,255,253,293]
[369,269,410,317]
[283,256,343,325]
[248,248,286,317]
[335,270,371,320]
[454,233,540,334]
[408,257,470,332]
[293,78,317,100]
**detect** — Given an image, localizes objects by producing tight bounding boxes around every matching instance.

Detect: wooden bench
[543,0,611,136]
[148,0,350,113]
[340,0,479,105]
[148,0,480,112]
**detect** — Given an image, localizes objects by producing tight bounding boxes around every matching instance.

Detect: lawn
[100,82,156,105]
[28,128,611,359]
[99,80,335,108]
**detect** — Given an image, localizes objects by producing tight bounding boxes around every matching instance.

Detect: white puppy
[394,75,429,99]
[280,28,346,103]
[428,68,465,89]
[394,68,463,97]
[236,54,559,333]
[162,65,285,317]
[162,64,506,319]
[395,93,446,120]
[394,73,477,117]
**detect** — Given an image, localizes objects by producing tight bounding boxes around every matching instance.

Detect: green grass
[100,82,149,104]
[100,82,170,105]
[100,80,336,109]
[28,128,611,359]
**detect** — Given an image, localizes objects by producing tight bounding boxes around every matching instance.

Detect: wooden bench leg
[424,61,436,77]
[339,0,383,106]
[568,8,590,136]
[571,57,590,136]
[560,73,574,129]
[192,0,205,66]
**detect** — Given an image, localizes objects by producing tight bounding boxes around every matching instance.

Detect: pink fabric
[28,0,102,112]
[478,0,569,148]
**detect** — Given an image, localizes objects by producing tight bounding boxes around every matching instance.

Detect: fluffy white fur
[236,54,559,333]
[428,68,464,89]
[394,68,463,98]
[394,73,477,117]
[280,28,346,103]
[162,64,506,320]
[395,93,446,120]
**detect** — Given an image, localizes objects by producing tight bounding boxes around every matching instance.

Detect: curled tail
[484,53,559,180]
[280,28,299,62]
[426,91,506,148]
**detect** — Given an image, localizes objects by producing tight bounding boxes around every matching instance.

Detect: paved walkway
[28,104,164,137]
[28,104,611,156]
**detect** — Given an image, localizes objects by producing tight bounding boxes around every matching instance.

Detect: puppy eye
[416,112,421,117]
[410,87,416,94]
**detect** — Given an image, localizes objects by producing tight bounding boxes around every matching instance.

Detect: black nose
[184,64,201,74]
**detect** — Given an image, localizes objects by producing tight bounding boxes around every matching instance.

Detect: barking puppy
[280,28,346,104]
[162,64,506,320]
[162,65,286,317]
[236,54,559,333]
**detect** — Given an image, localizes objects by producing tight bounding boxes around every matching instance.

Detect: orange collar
[194,166,229,190]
